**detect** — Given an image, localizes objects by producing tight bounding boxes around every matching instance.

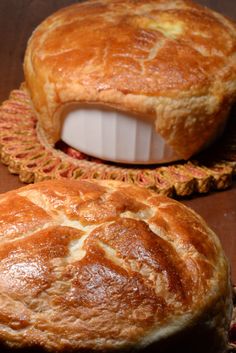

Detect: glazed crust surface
[24,0,236,159]
[0,179,232,352]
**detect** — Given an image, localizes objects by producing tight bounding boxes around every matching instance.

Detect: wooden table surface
[0,0,235,285]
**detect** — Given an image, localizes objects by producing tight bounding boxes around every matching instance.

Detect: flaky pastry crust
[24,0,236,159]
[0,179,232,352]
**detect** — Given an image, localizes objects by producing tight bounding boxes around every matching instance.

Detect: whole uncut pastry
[0,179,232,352]
[23,0,236,161]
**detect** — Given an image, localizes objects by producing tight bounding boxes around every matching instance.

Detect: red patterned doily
[0,87,235,198]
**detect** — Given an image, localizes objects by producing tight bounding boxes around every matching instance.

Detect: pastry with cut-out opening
[24,0,236,164]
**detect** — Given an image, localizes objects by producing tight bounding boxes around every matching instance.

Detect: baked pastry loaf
[0,179,232,352]
[23,0,236,160]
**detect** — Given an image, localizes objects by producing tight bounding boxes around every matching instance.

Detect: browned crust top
[24,0,236,159]
[26,0,236,95]
[0,179,230,351]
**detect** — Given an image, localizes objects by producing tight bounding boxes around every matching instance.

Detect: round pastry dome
[0,179,232,352]
[24,0,236,163]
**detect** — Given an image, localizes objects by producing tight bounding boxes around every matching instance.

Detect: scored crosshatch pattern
[0,179,231,351]
[0,1,235,351]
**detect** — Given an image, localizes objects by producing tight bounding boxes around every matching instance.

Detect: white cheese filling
[61,107,180,164]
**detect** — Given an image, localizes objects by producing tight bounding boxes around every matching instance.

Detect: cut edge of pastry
[0,86,235,198]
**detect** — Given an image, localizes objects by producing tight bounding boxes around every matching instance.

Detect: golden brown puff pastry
[23,0,236,160]
[0,179,232,352]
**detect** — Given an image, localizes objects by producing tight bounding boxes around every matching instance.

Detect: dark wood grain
[0,0,235,283]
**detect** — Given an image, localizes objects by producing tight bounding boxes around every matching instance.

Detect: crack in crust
[24,0,236,159]
[0,179,232,352]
